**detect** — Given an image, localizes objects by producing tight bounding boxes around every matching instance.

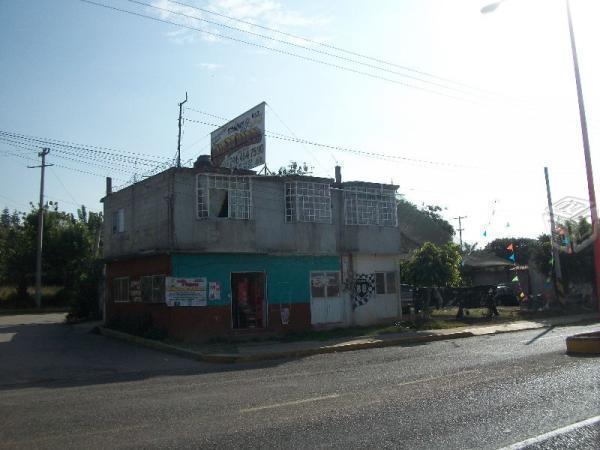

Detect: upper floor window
[197,174,252,220]
[112,208,125,233]
[285,181,332,223]
[344,185,397,227]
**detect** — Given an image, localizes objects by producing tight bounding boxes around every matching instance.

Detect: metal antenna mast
[177,92,188,168]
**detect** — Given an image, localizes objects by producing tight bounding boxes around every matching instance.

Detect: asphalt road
[0,314,598,449]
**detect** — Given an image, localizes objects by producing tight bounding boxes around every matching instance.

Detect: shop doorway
[231,272,266,329]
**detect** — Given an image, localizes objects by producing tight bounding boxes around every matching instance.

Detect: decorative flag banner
[483,230,487,237]
[506,243,514,251]
[512,275,519,282]
[519,292,526,299]
[508,253,515,262]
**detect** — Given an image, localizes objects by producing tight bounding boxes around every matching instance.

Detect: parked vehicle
[495,283,519,306]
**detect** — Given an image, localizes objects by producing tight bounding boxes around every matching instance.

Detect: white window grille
[344,185,397,226]
[285,181,332,224]
[310,272,341,298]
[196,174,252,220]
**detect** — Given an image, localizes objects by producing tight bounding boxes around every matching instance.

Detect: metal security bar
[196,174,252,220]
[344,185,397,226]
[285,181,332,224]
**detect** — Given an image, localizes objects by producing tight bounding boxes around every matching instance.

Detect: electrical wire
[78,0,494,107]
[162,0,503,97]
[125,0,503,102]
[181,116,478,169]
[0,145,127,181]
[0,130,166,165]
[0,137,137,174]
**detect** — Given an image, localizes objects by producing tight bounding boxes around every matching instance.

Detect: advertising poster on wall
[166,277,207,307]
[208,281,221,301]
[211,102,265,170]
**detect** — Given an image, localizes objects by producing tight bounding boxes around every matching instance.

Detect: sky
[1,0,599,249]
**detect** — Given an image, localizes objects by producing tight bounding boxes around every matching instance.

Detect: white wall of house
[338,254,400,327]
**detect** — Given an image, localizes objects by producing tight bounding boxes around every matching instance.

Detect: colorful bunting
[512,275,519,282]
[506,243,514,251]
[508,253,515,262]
[483,230,487,237]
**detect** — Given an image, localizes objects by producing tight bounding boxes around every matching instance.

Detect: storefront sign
[208,281,221,301]
[166,277,207,307]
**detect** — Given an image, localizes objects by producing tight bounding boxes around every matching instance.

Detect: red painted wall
[106,254,314,342]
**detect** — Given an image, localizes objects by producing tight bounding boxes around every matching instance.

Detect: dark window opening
[231,272,266,329]
[210,189,229,218]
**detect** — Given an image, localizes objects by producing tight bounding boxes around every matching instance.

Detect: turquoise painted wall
[171,254,340,306]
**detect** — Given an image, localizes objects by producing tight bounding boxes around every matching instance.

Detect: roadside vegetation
[0,204,103,320]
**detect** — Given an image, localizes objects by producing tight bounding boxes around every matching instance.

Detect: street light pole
[564,0,600,312]
[482,0,600,312]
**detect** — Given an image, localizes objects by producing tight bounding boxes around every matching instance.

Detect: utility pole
[176,92,188,168]
[544,167,564,305]
[27,148,53,308]
[453,216,467,251]
[566,0,600,312]
[544,167,563,276]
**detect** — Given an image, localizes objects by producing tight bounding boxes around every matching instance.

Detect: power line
[0,137,137,174]
[0,145,127,181]
[79,0,494,106]
[162,0,501,97]
[181,115,478,169]
[0,130,166,165]
[50,167,81,207]
[126,0,502,102]
[265,102,332,174]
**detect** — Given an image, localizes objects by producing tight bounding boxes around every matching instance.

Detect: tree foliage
[0,203,103,317]
[277,161,313,176]
[401,242,462,288]
[396,198,454,239]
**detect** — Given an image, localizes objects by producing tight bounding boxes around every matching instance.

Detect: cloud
[196,62,223,70]
[148,0,330,47]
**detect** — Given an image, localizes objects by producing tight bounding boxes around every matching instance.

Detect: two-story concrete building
[102,159,403,341]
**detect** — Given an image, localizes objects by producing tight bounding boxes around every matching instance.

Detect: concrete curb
[97,326,475,363]
[98,316,598,364]
[566,331,600,355]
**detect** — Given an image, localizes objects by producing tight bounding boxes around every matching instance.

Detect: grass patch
[0,286,62,301]
[0,307,69,316]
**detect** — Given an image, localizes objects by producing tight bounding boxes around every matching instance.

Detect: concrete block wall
[103,168,402,259]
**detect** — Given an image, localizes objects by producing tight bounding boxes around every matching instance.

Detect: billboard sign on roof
[210,102,265,170]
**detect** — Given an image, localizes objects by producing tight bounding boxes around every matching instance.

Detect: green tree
[396,198,454,240]
[277,161,313,176]
[0,203,103,316]
[401,242,462,315]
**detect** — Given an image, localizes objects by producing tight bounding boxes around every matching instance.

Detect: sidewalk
[98,313,599,364]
